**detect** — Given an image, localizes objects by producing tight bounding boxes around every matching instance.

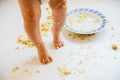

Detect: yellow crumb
[46,7,49,10]
[93,18,101,23]
[23,69,32,75]
[17,21,52,48]
[36,70,40,73]
[40,21,52,33]
[12,66,19,72]
[68,33,95,40]
[47,15,52,20]
[77,61,82,66]
[57,66,71,75]
[17,34,34,48]
[112,44,119,51]
[68,33,72,36]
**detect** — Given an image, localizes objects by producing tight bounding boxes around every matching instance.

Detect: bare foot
[37,44,53,64]
[52,28,64,49]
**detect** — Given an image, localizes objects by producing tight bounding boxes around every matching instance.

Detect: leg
[18,0,53,64]
[49,0,67,49]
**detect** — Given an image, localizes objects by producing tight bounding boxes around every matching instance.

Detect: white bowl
[65,8,107,34]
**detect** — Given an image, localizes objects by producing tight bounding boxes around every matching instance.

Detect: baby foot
[52,28,64,49]
[53,37,64,49]
[37,44,53,64]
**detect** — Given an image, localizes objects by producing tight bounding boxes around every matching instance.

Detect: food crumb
[57,66,71,75]
[12,66,19,72]
[36,70,40,73]
[47,15,52,20]
[23,69,32,75]
[17,35,34,48]
[68,33,72,36]
[77,61,82,66]
[112,44,119,51]
[46,7,49,11]
[68,33,95,40]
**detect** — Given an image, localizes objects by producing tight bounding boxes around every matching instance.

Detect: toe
[61,41,64,47]
[41,59,45,64]
[44,58,48,64]
[55,43,59,49]
[46,58,50,63]
[49,57,53,62]
[58,42,62,48]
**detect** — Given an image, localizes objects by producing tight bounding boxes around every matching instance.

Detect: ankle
[36,43,45,49]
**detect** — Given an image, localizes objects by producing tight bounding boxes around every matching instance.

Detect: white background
[0,0,120,80]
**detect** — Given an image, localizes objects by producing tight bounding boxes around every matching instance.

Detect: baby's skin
[18,0,67,64]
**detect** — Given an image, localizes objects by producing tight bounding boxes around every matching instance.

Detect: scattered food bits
[36,70,40,73]
[57,66,71,75]
[24,69,28,73]
[23,62,29,66]
[12,66,19,72]
[40,21,52,32]
[23,69,32,75]
[112,44,119,51]
[68,33,95,40]
[77,61,82,66]
[47,15,52,20]
[73,36,76,39]
[17,21,52,48]
[46,7,49,10]
[17,35,34,48]
[68,33,72,36]
[93,18,101,23]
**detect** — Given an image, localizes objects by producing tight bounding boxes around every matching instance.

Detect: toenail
[42,59,45,64]
[47,58,50,63]
[49,57,53,62]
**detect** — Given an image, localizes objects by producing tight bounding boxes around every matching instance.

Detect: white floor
[0,0,120,80]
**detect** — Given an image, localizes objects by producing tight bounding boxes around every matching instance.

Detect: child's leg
[18,0,53,64]
[49,0,67,49]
